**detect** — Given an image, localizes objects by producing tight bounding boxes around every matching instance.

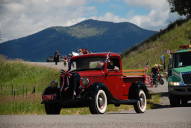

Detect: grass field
[122,18,191,69]
[0,56,59,114]
[0,56,160,114]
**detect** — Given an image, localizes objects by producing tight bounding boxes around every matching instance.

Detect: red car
[42,52,151,114]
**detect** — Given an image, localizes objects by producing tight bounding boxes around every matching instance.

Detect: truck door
[105,57,128,100]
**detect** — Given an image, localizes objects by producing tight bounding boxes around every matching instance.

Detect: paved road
[2,62,189,128]
[0,107,191,128]
[148,78,170,106]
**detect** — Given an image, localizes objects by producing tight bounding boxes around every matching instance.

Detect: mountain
[121,18,191,69]
[0,19,157,61]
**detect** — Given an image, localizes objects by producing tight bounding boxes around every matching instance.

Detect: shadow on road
[149,92,191,109]
[148,92,171,109]
[107,112,137,115]
[149,102,191,109]
[107,92,191,115]
[148,102,171,109]
[151,92,168,97]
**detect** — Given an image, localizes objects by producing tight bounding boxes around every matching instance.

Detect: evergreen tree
[168,0,191,18]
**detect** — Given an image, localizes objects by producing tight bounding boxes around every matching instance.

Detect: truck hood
[76,70,105,77]
[173,66,191,74]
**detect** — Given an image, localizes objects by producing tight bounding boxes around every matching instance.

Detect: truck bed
[122,69,147,83]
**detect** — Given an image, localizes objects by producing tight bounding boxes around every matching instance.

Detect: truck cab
[168,45,191,106]
[42,52,150,114]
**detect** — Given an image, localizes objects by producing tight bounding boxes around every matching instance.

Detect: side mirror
[178,62,183,67]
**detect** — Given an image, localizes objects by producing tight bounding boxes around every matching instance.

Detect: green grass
[0,56,59,96]
[1,57,136,114]
[54,24,106,38]
[59,94,161,115]
[0,94,44,114]
[147,94,161,109]
[0,94,160,115]
[0,56,161,114]
[0,56,59,114]
[122,18,191,69]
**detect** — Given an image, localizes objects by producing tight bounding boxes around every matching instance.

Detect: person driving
[108,60,119,70]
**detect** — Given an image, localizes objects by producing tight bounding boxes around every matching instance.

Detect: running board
[111,99,138,105]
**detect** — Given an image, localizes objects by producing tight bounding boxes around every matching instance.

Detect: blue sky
[0,0,183,43]
[87,0,149,17]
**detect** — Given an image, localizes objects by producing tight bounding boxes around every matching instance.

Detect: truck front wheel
[134,90,147,113]
[89,89,107,114]
[44,103,61,114]
[169,94,180,107]
[181,98,188,105]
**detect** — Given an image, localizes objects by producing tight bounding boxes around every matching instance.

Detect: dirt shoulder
[24,62,67,70]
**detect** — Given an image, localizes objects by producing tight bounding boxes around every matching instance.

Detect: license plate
[42,94,56,101]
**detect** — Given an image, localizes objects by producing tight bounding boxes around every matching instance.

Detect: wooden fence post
[26,88,27,97]
[13,89,16,99]
[11,84,13,96]
[22,85,25,97]
[32,86,36,94]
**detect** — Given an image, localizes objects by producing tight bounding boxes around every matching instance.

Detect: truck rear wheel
[44,103,61,114]
[169,94,180,107]
[181,98,188,105]
[159,79,164,85]
[89,89,107,114]
[134,90,147,113]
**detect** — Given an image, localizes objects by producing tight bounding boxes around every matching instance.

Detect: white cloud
[128,9,170,30]
[91,12,129,23]
[5,2,25,12]
[0,0,184,43]
[0,0,90,42]
[122,0,183,30]
[123,0,168,9]
[92,9,183,31]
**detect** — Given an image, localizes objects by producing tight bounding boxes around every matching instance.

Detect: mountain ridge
[0,19,157,61]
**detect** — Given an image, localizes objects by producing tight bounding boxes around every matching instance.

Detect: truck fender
[128,82,151,99]
[87,82,112,103]
[42,86,60,96]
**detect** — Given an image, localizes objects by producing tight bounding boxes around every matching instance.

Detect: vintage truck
[168,45,191,106]
[42,52,151,114]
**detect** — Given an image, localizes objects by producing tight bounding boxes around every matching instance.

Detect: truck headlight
[169,82,180,86]
[81,77,90,87]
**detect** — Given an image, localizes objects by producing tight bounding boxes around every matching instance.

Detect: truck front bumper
[168,85,191,96]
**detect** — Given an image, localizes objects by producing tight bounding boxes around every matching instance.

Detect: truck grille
[182,73,191,85]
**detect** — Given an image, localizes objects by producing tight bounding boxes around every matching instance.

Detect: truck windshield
[173,52,191,68]
[70,57,106,71]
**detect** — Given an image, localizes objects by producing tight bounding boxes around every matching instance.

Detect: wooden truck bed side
[123,69,146,76]
[122,69,147,83]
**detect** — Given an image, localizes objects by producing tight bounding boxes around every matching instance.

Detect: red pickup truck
[42,52,151,114]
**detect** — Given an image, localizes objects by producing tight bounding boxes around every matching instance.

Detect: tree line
[168,0,191,18]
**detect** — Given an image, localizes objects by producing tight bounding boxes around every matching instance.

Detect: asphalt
[0,107,191,128]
